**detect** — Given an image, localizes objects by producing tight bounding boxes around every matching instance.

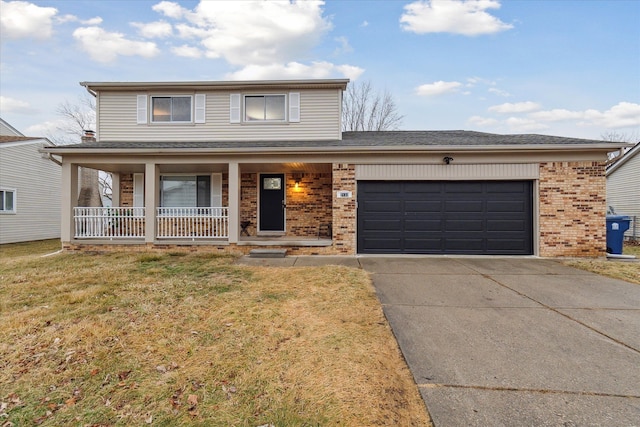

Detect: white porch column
[111,173,120,206]
[61,161,79,242]
[228,162,240,243]
[144,163,158,243]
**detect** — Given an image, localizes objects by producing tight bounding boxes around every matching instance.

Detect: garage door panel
[445,182,483,193]
[357,181,533,255]
[404,238,444,250]
[487,219,526,232]
[486,181,528,193]
[487,200,526,213]
[446,200,483,213]
[362,200,402,213]
[404,200,442,212]
[445,219,484,232]
[446,238,484,251]
[362,219,401,231]
[405,219,441,231]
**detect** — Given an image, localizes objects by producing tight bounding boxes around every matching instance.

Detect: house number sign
[336,190,352,198]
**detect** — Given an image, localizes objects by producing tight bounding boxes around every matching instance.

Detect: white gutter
[41,143,621,156]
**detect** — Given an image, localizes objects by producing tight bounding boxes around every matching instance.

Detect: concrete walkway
[238,256,640,426]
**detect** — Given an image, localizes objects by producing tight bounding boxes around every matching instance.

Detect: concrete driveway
[361,257,640,426]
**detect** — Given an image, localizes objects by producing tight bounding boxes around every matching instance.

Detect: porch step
[249,249,288,258]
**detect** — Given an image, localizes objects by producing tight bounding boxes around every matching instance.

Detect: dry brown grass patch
[0,249,430,426]
[564,243,640,285]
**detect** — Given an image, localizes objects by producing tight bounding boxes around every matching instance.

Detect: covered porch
[62,157,339,251]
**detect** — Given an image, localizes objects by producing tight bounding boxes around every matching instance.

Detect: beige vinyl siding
[355,163,540,180]
[0,141,61,244]
[607,151,640,239]
[97,88,341,142]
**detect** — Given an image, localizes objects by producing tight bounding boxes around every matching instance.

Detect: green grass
[0,245,431,426]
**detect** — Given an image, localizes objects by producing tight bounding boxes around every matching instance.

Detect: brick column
[332,163,356,254]
[539,161,606,257]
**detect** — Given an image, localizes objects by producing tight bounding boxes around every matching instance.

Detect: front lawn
[0,245,431,426]
[564,242,640,285]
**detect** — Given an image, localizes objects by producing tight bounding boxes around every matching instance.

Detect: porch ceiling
[73,162,332,174]
[240,163,331,173]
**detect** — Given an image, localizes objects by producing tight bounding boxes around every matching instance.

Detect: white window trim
[242,93,288,123]
[0,188,17,214]
[149,94,194,125]
[158,173,223,207]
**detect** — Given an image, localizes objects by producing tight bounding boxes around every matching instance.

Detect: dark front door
[259,173,285,232]
[357,180,533,255]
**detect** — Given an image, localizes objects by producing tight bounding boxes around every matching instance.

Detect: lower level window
[0,189,16,213]
[160,174,222,207]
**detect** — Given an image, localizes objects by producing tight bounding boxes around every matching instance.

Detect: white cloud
[529,102,640,129]
[0,95,36,113]
[334,36,353,55]
[360,20,369,28]
[131,20,173,38]
[226,61,364,81]
[158,1,332,66]
[73,26,160,63]
[171,44,203,58]
[0,0,57,40]
[152,1,189,19]
[489,101,541,113]
[505,117,548,132]
[468,115,498,126]
[488,87,510,97]
[416,81,462,96]
[529,108,583,122]
[582,102,640,128]
[56,14,103,25]
[400,0,513,36]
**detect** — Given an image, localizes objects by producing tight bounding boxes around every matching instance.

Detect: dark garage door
[357,181,533,255]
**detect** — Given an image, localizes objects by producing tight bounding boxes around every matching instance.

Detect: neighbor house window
[160,174,222,207]
[244,95,286,121]
[152,96,192,122]
[0,189,16,213]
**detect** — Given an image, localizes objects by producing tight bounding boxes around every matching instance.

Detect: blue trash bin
[606,215,631,254]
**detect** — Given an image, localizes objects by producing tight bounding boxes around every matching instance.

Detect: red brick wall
[332,163,356,254]
[539,161,606,257]
[120,174,134,207]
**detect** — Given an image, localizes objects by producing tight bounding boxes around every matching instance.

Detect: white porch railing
[156,207,229,239]
[74,207,145,239]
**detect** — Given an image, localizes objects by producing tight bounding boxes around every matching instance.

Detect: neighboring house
[0,118,24,136]
[44,79,624,257]
[0,131,61,244]
[606,142,640,240]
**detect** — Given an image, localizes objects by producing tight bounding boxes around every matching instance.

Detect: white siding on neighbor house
[97,88,341,142]
[0,140,61,244]
[607,148,640,239]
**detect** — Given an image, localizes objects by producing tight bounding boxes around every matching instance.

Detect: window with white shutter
[289,92,300,122]
[230,94,241,123]
[133,173,144,207]
[136,95,148,124]
[194,94,206,123]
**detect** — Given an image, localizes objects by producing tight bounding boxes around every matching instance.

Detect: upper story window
[245,95,286,121]
[152,96,192,122]
[230,92,299,123]
[0,189,16,214]
[137,94,206,124]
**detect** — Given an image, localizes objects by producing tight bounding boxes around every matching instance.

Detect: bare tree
[342,80,404,131]
[54,94,96,145]
[53,94,111,204]
[602,130,639,163]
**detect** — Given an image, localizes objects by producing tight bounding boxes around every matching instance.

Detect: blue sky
[1,0,639,142]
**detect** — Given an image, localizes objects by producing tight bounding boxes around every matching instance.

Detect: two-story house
[44,79,623,257]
